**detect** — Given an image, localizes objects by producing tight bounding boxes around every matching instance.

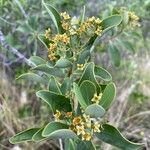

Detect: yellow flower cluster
[91,93,102,104]
[128,11,140,27]
[46,33,70,61]
[47,43,57,61]
[53,110,102,141]
[45,11,103,61]
[53,33,70,44]
[70,114,101,141]
[77,16,102,35]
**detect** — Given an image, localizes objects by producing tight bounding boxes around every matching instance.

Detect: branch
[0,31,34,67]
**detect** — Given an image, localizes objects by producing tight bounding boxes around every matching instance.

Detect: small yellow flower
[95,27,102,35]
[91,93,102,104]
[88,16,96,23]
[94,18,102,24]
[83,114,91,128]
[77,64,84,70]
[76,125,85,135]
[48,43,57,51]
[61,12,70,20]
[48,52,57,61]
[93,122,101,133]
[53,33,70,44]
[45,28,51,39]
[61,33,70,44]
[72,116,82,125]
[83,114,90,122]
[54,110,61,121]
[62,21,70,30]
[66,112,72,118]
[82,132,92,141]
[69,29,77,35]
[77,25,86,34]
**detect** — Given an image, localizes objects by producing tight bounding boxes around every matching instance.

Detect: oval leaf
[101,15,122,31]
[80,80,96,105]
[9,128,39,144]
[16,73,46,84]
[36,90,72,112]
[79,63,101,93]
[73,82,87,109]
[47,129,78,139]
[48,76,62,94]
[108,44,121,67]
[85,104,105,118]
[61,78,72,95]
[76,141,96,150]
[32,128,46,142]
[42,122,77,139]
[29,56,46,66]
[55,58,72,68]
[96,124,144,150]
[77,50,91,64]
[32,64,64,77]
[42,1,64,33]
[94,66,112,81]
[99,82,116,110]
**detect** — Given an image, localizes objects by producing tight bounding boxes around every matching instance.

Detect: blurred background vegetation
[0,0,150,149]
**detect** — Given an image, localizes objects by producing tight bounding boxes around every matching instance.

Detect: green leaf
[29,56,46,66]
[16,73,46,84]
[121,40,135,53]
[48,76,62,94]
[94,66,112,82]
[79,6,85,25]
[77,50,91,64]
[85,104,105,118]
[96,124,144,150]
[73,82,87,109]
[80,80,96,105]
[65,139,76,150]
[32,128,46,142]
[99,82,116,110]
[32,64,64,77]
[55,58,72,68]
[42,1,64,33]
[61,78,72,95]
[108,44,121,67]
[36,90,72,112]
[101,15,122,32]
[79,63,100,93]
[76,141,96,150]
[16,22,33,33]
[9,128,39,144]
[42,122,77,139]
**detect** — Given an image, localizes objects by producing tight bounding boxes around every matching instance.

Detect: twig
[14,0,28,19]
[114,83,137,127]
[0,31,34,67]
[124,111,150,123]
